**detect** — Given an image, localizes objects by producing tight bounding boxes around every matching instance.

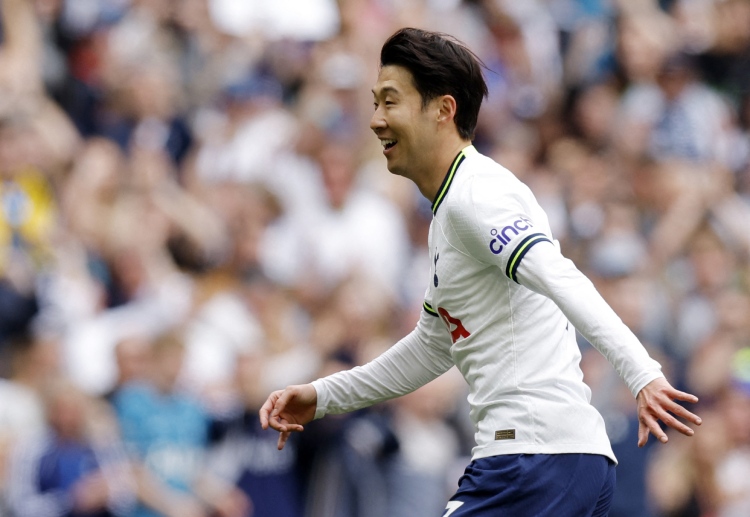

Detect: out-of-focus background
[0,0,748,516]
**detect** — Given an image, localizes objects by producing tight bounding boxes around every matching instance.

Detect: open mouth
[381,139,397,151]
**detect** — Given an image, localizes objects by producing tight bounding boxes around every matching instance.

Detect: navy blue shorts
[442,454,616,517]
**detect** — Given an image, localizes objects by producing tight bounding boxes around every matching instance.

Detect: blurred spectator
[0,332,50,512]
[192,71,296,186]
[97,63,193,167]
[671,228,739,360]
[111,331,247,517]
[6,378,135,517]
[103,335,151,403]
[179,270,265,410]
[386,369,466,517]
[566,80,620,151]
[649,53,734,164]
[207,0,340,42]
[206,350,305,517]
[649,348,750,517]
[711,351,750,517]
[285,141,409,298]
[303,406,399,517]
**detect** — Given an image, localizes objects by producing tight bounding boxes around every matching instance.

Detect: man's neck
[412,137,472,203]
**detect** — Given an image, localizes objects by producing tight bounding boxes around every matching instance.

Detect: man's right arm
[260,310,454,449]
[311,311,454,418]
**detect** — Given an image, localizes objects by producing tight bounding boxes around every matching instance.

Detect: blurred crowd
[0,0,748,516]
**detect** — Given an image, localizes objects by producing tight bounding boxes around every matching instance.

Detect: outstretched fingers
[651,389,702,434]
[638,413,666,447]
[637,378,702,447]
[637,402,681,447]
[670,388,699,405]
[661,396,702,428]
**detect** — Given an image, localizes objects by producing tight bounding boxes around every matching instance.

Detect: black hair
[380,27,489,140]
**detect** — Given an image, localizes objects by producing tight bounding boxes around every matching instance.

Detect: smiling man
[260,28,702,516]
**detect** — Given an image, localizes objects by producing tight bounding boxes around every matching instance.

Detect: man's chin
[386,164,407,178]
[384,158,406,177]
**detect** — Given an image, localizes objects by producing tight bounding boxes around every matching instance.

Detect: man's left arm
[516,241,701,446]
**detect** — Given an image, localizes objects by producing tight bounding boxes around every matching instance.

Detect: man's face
[370,65,439,178]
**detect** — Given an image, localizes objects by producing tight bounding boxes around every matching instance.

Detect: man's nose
[370,107,386,132]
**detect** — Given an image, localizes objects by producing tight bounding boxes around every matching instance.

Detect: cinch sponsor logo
[488,216,533,254]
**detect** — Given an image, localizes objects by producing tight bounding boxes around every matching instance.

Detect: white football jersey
[312,145,663,463]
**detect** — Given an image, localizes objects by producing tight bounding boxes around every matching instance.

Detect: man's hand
[636,377,702,447]
[259,384,317,450]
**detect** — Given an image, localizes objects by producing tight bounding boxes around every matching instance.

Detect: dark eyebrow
[372,86,400,98]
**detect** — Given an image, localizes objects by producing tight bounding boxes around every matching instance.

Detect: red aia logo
[437,307,471,343]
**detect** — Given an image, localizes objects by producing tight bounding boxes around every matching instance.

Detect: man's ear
[436,95,457,126]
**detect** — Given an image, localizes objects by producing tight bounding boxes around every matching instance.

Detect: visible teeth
[381,139,397,148]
